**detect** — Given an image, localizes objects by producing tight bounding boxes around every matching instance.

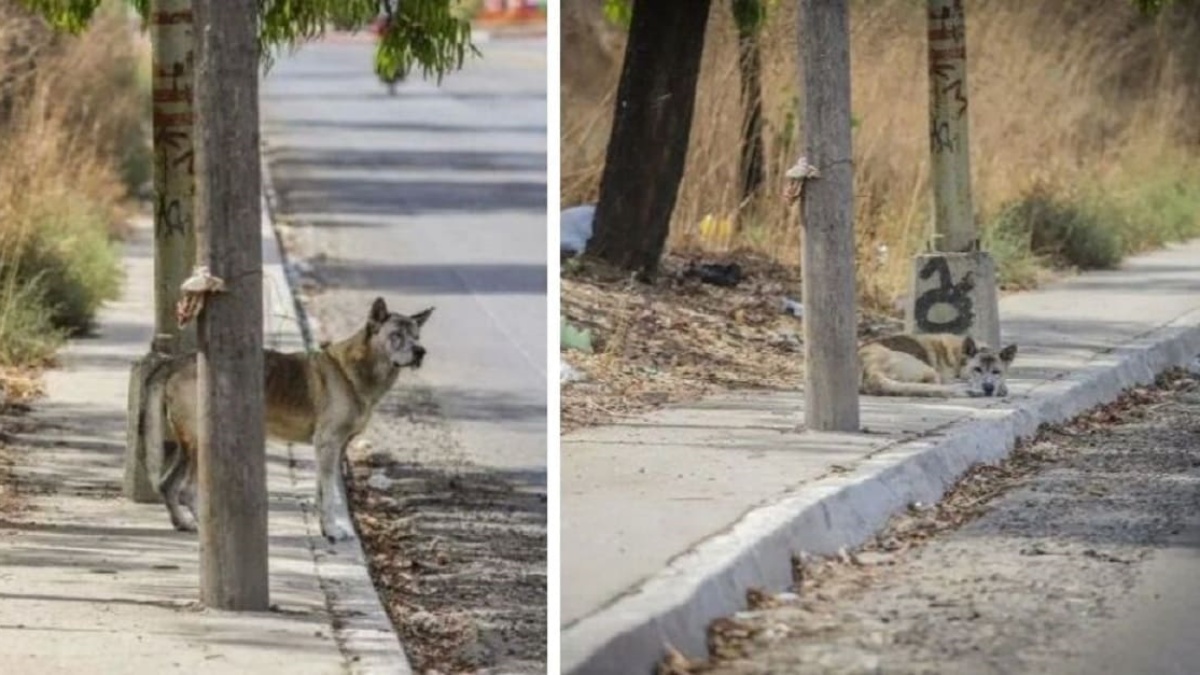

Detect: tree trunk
[588,0,713,277]
[124,0,197,504]
[735,5,765,210]
[151,0,198,354]
[799,0,860,432]
[193,0,269,611]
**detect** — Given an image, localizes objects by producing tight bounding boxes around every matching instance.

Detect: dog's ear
[411,306,435,327]
[962,336,978,358]
[365,297,390,339]
[368,297,389,325]
[999,343,1018,364]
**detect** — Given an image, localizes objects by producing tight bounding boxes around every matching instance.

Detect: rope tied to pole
[176,265,226,327]
[782,155,821,204]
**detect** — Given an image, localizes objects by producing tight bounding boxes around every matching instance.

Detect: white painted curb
[260,144,414,675]
[562,307,1200,674]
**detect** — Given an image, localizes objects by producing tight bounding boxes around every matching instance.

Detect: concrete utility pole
[798,0,860,432]
[905,0,1000,348]
[124,0,198,504]
[193,0,269,610]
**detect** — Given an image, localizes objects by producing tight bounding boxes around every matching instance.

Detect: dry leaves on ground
[561,253,902,432]
[0,367,43,408]
[0,367,43,518]
[348,456,547,675]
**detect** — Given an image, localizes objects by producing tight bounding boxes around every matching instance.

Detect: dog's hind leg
[178,448,198,528]
[315,425,356,542]
[157,439,196,532]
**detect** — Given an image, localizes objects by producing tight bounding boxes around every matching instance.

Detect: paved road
[260,35,547,489]
[703,375,1200,675]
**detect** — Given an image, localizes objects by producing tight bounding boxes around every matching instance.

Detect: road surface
[258,33,548,672]
[260,34,547,487]
[701,373,1200,675]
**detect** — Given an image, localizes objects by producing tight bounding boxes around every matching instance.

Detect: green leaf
[15,0,104,32]
[602,0,632,29]
[730,0,765,33]
[372,0,479,84]
[21,0,478,82]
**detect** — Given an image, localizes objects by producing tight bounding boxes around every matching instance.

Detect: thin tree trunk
[736,13,765,209]
[151,0,197,355]
[588,0,713,277]
[124,0,196,504]
[193,0,268,611]
[799,0,860,432]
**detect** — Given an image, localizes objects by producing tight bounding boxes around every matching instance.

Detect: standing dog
[138,297,433,541]
[859,332,1017,398]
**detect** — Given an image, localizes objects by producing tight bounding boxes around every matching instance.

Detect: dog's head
[365,297,434,370]
[960,337,1017,397]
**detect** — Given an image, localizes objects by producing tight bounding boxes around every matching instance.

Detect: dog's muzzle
[410,345,426,368]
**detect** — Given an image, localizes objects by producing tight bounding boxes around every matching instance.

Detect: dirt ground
[660,369,1200,674]
[0,371,42,517]
[560,254,902,432]
[348,457,546,674]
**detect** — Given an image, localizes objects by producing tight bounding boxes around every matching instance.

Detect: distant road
[260,34,548,488]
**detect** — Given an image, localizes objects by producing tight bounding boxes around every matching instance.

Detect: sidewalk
[562,240,1200,673]
[0,216,405,673]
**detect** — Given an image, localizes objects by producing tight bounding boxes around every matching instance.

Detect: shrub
[990,186,1124,272]
[0,0,144,363]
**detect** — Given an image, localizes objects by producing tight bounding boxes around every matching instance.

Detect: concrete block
[123,353,167,504]
[905,251,1001,349]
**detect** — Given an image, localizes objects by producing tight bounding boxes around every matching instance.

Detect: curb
[561,307,1200,674]
[260,145,414,675]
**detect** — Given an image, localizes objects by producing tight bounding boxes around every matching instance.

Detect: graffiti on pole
[927,0,968,153]
[150,9,195,241]
[913,256,975,334]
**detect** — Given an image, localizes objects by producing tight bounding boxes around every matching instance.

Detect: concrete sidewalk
[562,240,1200,673]
[0,216,406,673]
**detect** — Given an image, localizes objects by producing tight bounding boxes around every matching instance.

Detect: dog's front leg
[315,428,356,542]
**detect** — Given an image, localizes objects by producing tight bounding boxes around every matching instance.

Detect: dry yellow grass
[562,0,1200,310]
[0,0,147,377]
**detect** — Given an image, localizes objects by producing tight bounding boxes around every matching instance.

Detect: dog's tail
[135,355,184,486]
[860,373,958,398]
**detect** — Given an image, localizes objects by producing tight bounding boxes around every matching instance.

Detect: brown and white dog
[137,297,433,541]
[859,332,1017,398]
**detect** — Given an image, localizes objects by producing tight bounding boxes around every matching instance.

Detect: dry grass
[0,0,147,379]
[563,0,1200,308]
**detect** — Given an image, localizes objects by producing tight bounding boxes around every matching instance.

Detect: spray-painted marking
[914,257,975,334]
[155,195,188,238]
[151,54,196,239]
[931,121,956,153]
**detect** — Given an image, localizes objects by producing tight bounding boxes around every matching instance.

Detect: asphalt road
[704,374,1200,675]
[259,34,547,490]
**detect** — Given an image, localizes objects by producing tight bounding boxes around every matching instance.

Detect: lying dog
[138,297,433,541]
[859,332,1017,398]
